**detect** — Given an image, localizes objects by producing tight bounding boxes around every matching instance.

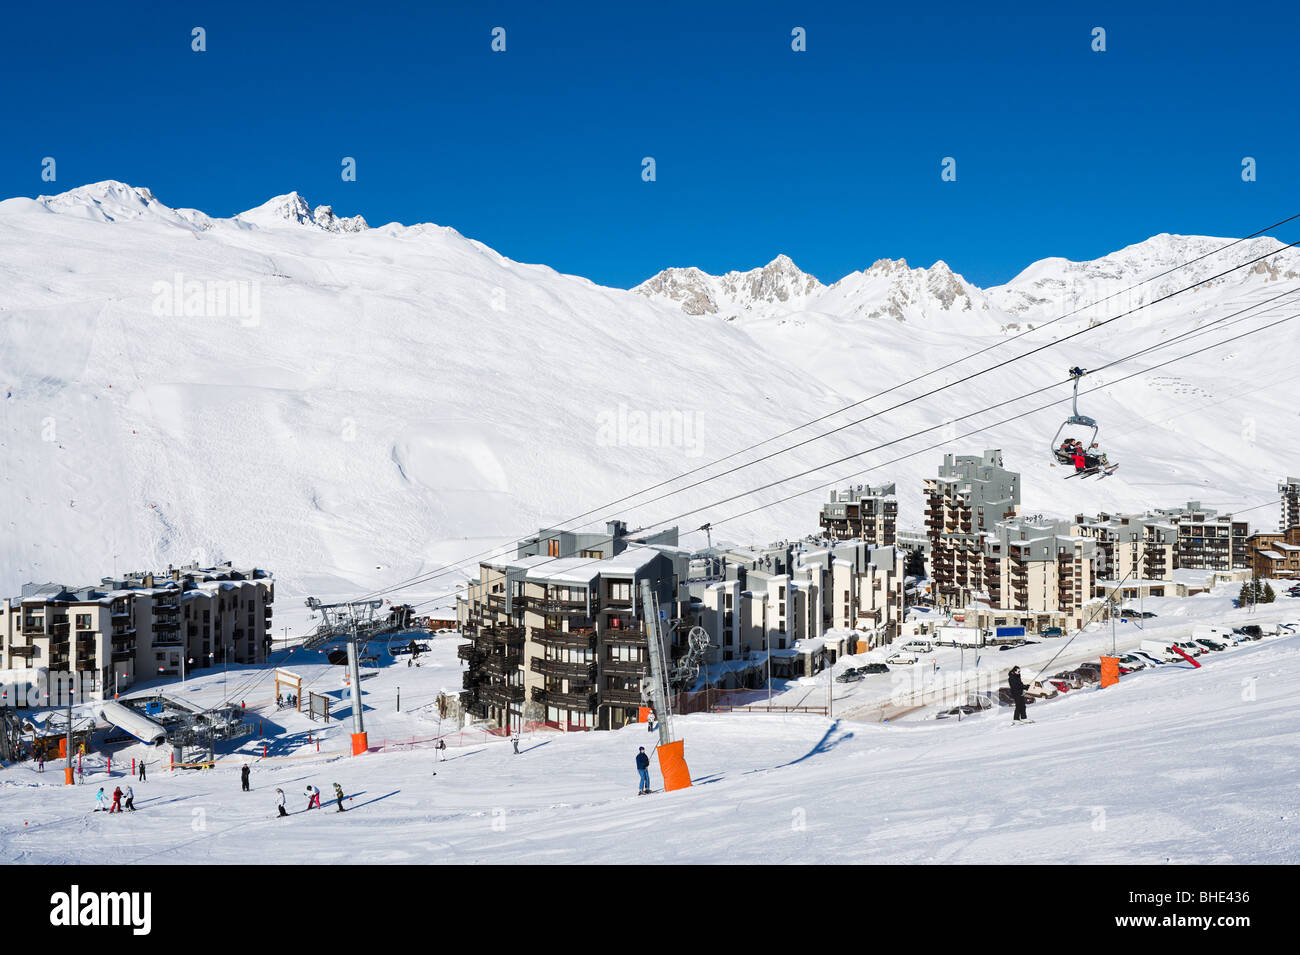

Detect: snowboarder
[636,746,651,795]
[275,788,287,818]
[124,785,136,811]
[1008,666,1032,724]
[333,782,345,812]
[93,787,107,812]
[305,784,320,810]
[240,764,251,792]
[109,786,123,813]
[138,760,146,782]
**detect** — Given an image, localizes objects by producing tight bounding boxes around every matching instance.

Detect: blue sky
[1,1,1295,289]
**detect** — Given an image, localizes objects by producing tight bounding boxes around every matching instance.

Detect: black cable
[402,303,1300,616]
[362,237,1300,606]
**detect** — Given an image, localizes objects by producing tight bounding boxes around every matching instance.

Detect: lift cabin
[1051,367,1116,478]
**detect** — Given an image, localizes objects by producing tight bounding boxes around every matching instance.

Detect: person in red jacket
[109,786,123,813]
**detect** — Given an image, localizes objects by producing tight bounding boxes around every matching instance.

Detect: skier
[240,764,251,792]
[511,735,520,755]
[305,784,320,810]
[93,787,107,812]
[636,746,651,795]
[37,756,44,773]
[124,785,136,812]
[333,782,345,812]
[437,739,447,761]
[138,760,147,782]
[110,786,123,813]
[1008,666,1032,724]
[275,788,287,818]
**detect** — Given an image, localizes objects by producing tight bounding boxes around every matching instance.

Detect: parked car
[1051,670,1085,689]
[1194,637,1227,652]
[997,640,1025,651]
[1026,681,1058,700]
[1041,627,1065,638]
[886,652,919,665]
[901,640,935,654]
[859,662,890,674]
[1127,649,1164,667]
[936,696,996,719]
[835,667,865,683]
[1116,654,1148,671]
[1121,608,1158,619]
[1076,661,1103,677]
[1234,625,1263,640]
[998,687,1036,707]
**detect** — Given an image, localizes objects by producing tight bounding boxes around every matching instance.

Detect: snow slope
[3,182,1300,608]
[3,623,1298,864]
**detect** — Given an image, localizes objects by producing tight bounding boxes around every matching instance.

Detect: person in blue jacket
[636,746,651,795]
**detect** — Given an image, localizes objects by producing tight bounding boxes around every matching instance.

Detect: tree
[1238,581,1255,606]
[1263,582,1276,604]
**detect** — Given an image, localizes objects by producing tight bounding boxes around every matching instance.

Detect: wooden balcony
[480,653,522,676]
[535,628,597,650]
[480,683,525,707]
[603,627,647,646]
[530,657,596,682]
[602,658,647,677]
[531,686,596,711]
[601,687,643,706]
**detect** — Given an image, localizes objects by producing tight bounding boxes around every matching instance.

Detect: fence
[669,688,829,716]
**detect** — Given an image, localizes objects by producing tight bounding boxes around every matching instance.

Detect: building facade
[458,525,690,732]
[818,483,898,546]
[1280,477,1300,533]
[925,450,1021,609]
[0,563,273,700]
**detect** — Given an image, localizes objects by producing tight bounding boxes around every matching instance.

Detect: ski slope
[3,621,1298,864]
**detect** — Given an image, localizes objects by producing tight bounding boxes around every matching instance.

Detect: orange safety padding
[351,732,369,756]
[58,738,67,758]
[1099,656,1120,688]
[638,707,651,724]
[657,739,692,792]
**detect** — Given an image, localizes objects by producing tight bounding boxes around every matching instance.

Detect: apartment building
[1072,512,1179,586]
[818,483,898,546]
[979,518,1099,630]
[924,450,1021,609]
[1246,527,1300,579]
[0,587,134,699]
[0,564,274,700]
[688,537,905,671]
[1280,477,1300,532]
[457,524,689,732]
[1152,501,1250,571]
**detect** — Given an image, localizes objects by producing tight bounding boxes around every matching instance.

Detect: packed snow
[3,600,1298,864]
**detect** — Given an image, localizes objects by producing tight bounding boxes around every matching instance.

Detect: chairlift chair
[1051,367,1114,475]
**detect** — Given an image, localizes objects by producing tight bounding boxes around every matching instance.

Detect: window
[547,539,560,557]
[581,550,605,560]
[75,614,92,630]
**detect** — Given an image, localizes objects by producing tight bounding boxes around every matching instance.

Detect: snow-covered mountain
[3,181,1299,605]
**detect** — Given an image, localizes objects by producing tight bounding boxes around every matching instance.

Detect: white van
[1193,624,1233,641]
[1139,640,1180,663]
